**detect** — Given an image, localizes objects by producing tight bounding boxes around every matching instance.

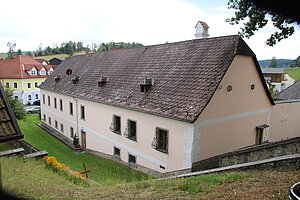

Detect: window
[70,127,74,138]
[152,128,169,153]
[28,83,31,88]
[59,99,63,111]
[43,114,46,121]
[54,98,57,109]
[28,95,32,101]
[14,96,18,100]
[128,154,136,166]
[5,82,9,88]
[55,120,58,129]
[80,105,85,120]
[30,70,37,75]
[43,94,45,104]
[111,115,121,134]
[126,120,136,141]
[35,82,38,87]
[14,83,17,89]
[48,96,50,106]
[35,94,38,99]
[48,117,52,125]
[226,84,233,94]
[114,147,121,159]
[250,83,255,91]
[69,102,73,115]
[60,124,64,133]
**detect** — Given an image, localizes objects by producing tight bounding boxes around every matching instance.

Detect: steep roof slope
[40,35,272,122]
[274,80,300,100]
[0,55,56,79]
[0,83,23,142]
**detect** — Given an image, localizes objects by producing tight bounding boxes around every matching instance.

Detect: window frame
[127,119,137,141]
[69,102,73,115]
[80,105,85,120]
[54,97,57,109]
[59,99,63,111]
[70,126,74,138]
[112,115,121,134]
[155,128,169,154]
[13,82,17,89]
[113,147,121,159]
[27,82,31,89]
[128,153,136,166]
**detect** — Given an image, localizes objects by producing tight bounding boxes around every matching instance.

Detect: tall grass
[285,67,300,81]
[18,114,150,185]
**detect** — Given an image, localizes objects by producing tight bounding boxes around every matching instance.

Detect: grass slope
[285,67,300,81]
[18,114,150,185]
[1,156,299,199]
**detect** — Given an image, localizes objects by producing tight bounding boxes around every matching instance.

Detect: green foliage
[4,89,26,120]
[289,56,300,68]
[18,114,151,185]
[269,56,278,67]
[226,0,299,46]
[285,67,300,81]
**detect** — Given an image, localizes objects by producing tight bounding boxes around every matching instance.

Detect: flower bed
[42,156,88,182]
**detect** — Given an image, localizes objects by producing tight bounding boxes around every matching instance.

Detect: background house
[0,56,57,104]
[261,67,285,92]
[49,57,64,65]
[39,35,299,175]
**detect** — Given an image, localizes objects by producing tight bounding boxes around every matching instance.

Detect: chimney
[194,21,209,39]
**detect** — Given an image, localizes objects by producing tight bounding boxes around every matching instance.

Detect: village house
[39,35,300,175]
[0,55,57,104]
[261,67,285,92]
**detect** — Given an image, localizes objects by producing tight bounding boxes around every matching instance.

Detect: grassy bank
[17,114,150,185]
[285,67,300,81]
[1,156,298,199]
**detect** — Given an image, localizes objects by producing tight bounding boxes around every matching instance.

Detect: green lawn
[285,67,300,81]
[17,114,150,185]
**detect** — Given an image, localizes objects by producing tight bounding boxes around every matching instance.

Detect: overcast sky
[0,0,299,60]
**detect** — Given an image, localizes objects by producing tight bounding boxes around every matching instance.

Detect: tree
[4,89,26,120]
[16,49,22,56]
[7,42,16,59]
[289,56,300,68]
[226,0,299,46]
[269,57,278,67]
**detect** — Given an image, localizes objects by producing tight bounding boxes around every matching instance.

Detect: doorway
[81,130,87,151]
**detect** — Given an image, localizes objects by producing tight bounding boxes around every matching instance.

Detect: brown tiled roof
[0,83,23,142]
[0,55,57,79]
[40,35,273,122]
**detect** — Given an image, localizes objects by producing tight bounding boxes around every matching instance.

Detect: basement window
[114,147,121,159]
[128,154,136,166]
[140,77,153,93]
[98,76,108,87]
[255,124,269,145]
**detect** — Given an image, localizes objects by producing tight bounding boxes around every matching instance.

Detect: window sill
[155,148,168,154]
[127,137,137,142]
[112,131,121,135]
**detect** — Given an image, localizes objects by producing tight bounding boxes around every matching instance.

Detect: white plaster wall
[41,89,194,173]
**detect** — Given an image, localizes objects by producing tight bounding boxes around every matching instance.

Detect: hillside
[259,59,293,68]
[1,156,298,199]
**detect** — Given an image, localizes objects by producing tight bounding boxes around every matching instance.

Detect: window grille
[152,127,168,153]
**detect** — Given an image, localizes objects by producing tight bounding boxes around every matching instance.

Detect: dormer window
[54,75,61,82]
[140,77,153,93]
[98,76,108,87]
[30,70,37,75]
[72,75,80,84]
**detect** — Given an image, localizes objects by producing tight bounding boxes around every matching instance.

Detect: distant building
[0,56,58,104]
[261,68,285,92]
[35,59,48,65]
[49,57,64,65]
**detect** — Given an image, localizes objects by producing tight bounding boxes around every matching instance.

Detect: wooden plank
[24,151,48,158]
[0,148,25,156]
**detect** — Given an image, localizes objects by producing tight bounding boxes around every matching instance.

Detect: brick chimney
[194,21,209,39]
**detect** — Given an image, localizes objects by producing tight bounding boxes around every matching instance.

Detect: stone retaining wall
[192,136,300,171]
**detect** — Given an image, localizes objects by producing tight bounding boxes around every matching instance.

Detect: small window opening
[160,165,166,170]
[54,75,61,82]
[255,124,269,145]
[140,77,153,93]
[72,75,80,84]
[128,154,136,166]
[114,147,121,159]
[98,76,108,87]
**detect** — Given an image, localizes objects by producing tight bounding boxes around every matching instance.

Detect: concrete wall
[41,89,194,173]
[269,101,300,142]
[193,55,273,163]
